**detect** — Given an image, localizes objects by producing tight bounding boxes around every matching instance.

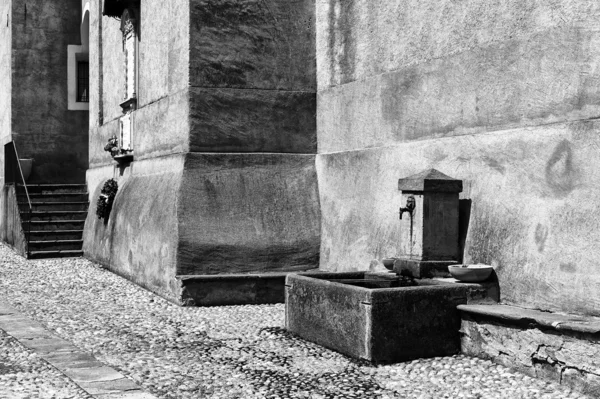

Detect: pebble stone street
[0,243,591,399]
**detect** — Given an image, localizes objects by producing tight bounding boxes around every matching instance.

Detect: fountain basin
[285,272,491,364]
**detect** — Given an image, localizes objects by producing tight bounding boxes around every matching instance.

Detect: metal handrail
[5,142,32,257]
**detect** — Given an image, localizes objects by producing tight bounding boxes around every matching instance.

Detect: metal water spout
[399,195,415,220]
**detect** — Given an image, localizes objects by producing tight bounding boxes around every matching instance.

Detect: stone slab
[460,304,600,396]
[44,351,105,369]
[64,366,125,383]
[458,304,600,335]
[18,337,81,354]
[179,270,321,306]
[95,391,157,399]
[285,273,471,363]
[78,377,140,395]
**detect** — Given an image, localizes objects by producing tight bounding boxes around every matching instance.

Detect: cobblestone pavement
[0,243,591,399]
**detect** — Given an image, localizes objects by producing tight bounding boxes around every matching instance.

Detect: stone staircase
[18,184,88,259]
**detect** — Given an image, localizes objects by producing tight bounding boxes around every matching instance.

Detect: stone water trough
[285,271,495,364]
[286,170,498,363]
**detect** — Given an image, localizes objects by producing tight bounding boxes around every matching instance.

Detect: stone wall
[0,186,26,256]
[188,0,317,153]
[177,153,320,275]
[11,0,88,183]
[316,0,600,316]
[0,2,11,157]
[84,0,320,301]
[461,309,600,396]
[83,155,184,302]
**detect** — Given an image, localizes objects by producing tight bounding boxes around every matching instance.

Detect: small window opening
[77,61,89,102]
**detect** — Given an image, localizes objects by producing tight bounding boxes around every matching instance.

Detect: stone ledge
[178,270,321,306]
[458,304,600,335]
[459,304,600,396]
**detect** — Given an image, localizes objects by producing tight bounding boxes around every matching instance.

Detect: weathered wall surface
[177,153,320,275]
[11,0,88,182]
[188,0,317,153]
[90,0,190,167]
[318,122,600,316]
[0,186,27,257]
[83,155,184,302]
[0,2,11,185]
[316,0,600,316]
[317,0,600,152]
[85,0,320,302]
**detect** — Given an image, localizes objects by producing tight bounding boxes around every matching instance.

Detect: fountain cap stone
[398,169,463,193]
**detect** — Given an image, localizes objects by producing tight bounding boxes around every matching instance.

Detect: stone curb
[0,301,157,399]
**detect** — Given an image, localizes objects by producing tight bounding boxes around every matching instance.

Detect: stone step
[29,240,83,252]
[18,184,87,195]
[19,202,89,212]
[29,230,84,241]
[18,193,89,203]
[22,220,86,231]
[28,250,83,259]
[23,211,88,222]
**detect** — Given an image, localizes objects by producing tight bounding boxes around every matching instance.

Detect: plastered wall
[89,0,190,167]
[10,0,88,183]
[84,0,320,300]
[188,0,317,153]
[316,0,600,316]
[0,2,11,155]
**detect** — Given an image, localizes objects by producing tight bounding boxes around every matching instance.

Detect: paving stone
[78,378,141,395]
[44,351,105,369]
[95,391,158,399]
[19,337,80,353]
[64,366,125,383]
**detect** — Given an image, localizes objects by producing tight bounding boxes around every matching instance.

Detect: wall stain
[534,223,548,252]
[559,263,577,273]
[545,140,578,197]
[328,0,356,86]
[482,156,506,174]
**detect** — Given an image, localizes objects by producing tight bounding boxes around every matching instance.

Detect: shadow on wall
[458,199,472,264]
[27,153,87,183]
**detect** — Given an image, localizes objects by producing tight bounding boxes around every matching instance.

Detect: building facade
[82,0,320,303]
[1,0,599,316]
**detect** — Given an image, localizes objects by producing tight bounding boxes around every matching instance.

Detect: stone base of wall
[83,153,320,305]
[459,304,600,397]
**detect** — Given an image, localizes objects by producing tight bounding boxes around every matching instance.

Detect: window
[77,61,89,102]
[67,45,89,111]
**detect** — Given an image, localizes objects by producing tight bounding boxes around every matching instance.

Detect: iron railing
[4,141,32,257]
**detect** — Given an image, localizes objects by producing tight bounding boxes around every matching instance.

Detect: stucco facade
[8,0,89,183]
[83,0,320,303]
[1,0,89,252]
[2,0,599,319]
[316,0,600,317]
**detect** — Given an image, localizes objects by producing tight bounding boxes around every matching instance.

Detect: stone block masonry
[460,304,600,397]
